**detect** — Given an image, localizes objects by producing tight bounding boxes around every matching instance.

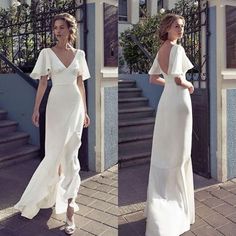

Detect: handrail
[127,33,154,61]
[127,32,198,71]
[0,52,37,89]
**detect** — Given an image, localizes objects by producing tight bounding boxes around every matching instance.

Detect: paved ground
[119,163,236,236]
[0,158,118,236]
[2,160,236,236]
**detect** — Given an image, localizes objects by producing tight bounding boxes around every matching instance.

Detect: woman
[145,14,195,236]
[14,13,90,235]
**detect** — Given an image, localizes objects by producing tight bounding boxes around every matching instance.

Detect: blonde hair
[52,13,77,44]
[159,14,185,41]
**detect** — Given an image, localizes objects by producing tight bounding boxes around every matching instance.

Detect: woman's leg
[65,198,76,234]
[67,198,74,220]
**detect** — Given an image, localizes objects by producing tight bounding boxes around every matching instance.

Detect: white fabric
[145,44,195,236]
[14,48,90,219]
[148,44,193,76]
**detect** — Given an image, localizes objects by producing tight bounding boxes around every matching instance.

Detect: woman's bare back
[157,42,174,74]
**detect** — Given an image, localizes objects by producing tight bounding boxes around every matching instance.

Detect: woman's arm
[149,75,165,86]
[175,77,194,94]
[77,76,90,127]
[32,76,48,127]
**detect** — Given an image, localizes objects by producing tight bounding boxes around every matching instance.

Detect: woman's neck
[56,41,71,50]
[166,38,178,45]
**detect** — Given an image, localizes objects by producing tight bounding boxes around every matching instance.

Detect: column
[146,0,158,16]
[127,0,139,24]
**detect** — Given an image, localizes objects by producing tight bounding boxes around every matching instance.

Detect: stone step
[118,97,149,109]
[118,79,136,88]
[119,132,153,143]
[119,117,155,135]
[119,117,155,127]
[0,132,30,152]
[0,110,7,120]
[119,106,155,120]
[0,144,40,169]
[118,139,152,163]
[118,87,142,98]
[0,120,18,135]
[119,124,154,143]
[119,155,151,168]
[118,80,155,167]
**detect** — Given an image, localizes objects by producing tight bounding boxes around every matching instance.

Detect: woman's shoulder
[171,43,183,50]
[174,44,185,52]
[38,48,51,55]
[41,47,51,52]
[77,49,85,55]
[171,44,186,57]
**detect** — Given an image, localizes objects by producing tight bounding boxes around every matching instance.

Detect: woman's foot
[65,204,75,235]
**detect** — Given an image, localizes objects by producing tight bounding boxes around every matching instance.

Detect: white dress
[145,44,195,236]
[14,48,90,219]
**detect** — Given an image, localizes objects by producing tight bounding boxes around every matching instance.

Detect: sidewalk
[0,158,118,236]
[119,163,236,236]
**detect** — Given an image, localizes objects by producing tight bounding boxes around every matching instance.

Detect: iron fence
[0,0,86,73]
[120,0,209,85]
[176,0,209,88]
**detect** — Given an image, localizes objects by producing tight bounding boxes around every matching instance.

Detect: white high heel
[65,216,75,235]
[65,203,76,235]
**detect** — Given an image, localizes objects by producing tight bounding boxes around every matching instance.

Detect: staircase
[118,79,156,167]
[0,109,40,168]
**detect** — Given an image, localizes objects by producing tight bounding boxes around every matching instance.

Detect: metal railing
[0,0,87,73]
[0,52,37,88]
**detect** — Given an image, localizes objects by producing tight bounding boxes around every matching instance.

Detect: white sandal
[64,203,76,235]
[65,217,75,235]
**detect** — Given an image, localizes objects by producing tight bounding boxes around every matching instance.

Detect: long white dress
[14,48,90,219]
[145,44,195,236]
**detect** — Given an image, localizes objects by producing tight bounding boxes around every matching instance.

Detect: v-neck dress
[145,44,195,236]
[14,48,90,219]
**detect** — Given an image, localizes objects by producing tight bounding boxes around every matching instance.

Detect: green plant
[119,0,200,73]
[0,0,78,73]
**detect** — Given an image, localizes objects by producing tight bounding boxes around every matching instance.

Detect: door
[181,0,211,178]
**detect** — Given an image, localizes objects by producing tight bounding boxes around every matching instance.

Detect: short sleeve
[169,45,194,75]
[78,50,90,81]
[30,48,51,80]
[148,56,161,75]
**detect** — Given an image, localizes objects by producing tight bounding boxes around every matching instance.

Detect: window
[119,0,127,21]
[158,0,164,9]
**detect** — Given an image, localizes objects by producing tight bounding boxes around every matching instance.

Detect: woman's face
[167,18,184,40]
[53,19,70,42]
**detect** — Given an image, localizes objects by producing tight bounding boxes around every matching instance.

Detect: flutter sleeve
[169,45,194,75]
[148,55,161,75]
[78,50,90,81]
[30,48,51,80]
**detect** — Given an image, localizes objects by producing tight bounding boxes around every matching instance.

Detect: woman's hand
[175,76,194,94]
[174,76,182,86]
[32,110,40,127]
[84,113,90,128]
[188,83,194,94]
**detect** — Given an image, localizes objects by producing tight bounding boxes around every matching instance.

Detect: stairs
[0,109,40,168]
[118,79,156,167]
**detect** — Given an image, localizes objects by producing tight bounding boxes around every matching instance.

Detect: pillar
[208,0,236,181]
[146,0,158,16]
[127,0,139,24]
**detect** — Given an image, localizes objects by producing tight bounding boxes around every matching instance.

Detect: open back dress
[145,44,195,236]
[14,48,90,219]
